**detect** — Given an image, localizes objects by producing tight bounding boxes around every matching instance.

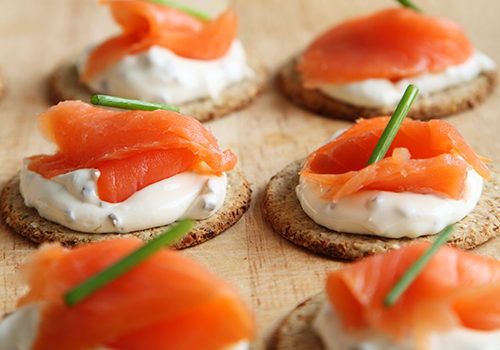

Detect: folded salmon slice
[81,0,238,82]
[327,243,500,348]
[300,117,490,202]
[28,101,237,203]
[298,8,473,88]
[18,239,255,350]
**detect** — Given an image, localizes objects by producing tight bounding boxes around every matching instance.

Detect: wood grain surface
[1,0,500,348]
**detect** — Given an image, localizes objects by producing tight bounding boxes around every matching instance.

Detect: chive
[396,0,422,12]
[90,95,180,113]
[366,84,419,166]
[384,225,455,307]
[144,0,211,20]
[64,220,191,307]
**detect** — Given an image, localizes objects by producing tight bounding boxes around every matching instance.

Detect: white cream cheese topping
[0,304,249,350]
[313,301,500,350]
[78,40,254,105]
[0,304,40,350]
[319,50,497,108]
[20,162,227,233]
[296,168,483,239]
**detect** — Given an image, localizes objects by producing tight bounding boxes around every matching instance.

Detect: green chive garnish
[366,84,419,166]
[90,95,180,113]
[64,220,191,307]
[396,0,422,12]
[144,0,211,20]
[384,225,455,307]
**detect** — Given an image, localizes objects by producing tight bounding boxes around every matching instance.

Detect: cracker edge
[263,160,500,260]
[47,56,268,122]
[277,56,498,120]
[0,169,252,248]
[272,292,326,350]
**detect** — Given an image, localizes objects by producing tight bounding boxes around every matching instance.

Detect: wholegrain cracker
[263,160,500,260]
[277,56,497,120]
[272,292,325,350]
[1,169,251,248]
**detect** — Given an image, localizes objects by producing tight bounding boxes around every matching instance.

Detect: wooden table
[1,0,499,348]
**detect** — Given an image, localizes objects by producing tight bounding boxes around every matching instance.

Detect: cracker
[0,169,251,248]
[272,292,325,350]
[263,160,500,260]
[48,56,268,122]
[277,56,497,120]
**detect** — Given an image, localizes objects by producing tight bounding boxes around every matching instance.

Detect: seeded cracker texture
[0,169,251,248]
[277,56,498,120]
[272,292,326,350]
[47,56,268,122]
[263,160,500,260]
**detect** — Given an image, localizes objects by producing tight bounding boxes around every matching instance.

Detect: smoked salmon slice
[28,101,237,203]
[297,8,474,88]
[326,243,500,347]
[81,0,238,82]
[18,239,255,350]
[300,117,490,203]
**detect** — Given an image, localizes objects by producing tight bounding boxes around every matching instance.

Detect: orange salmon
[81,0,238,82]
[19,239,255,350]
[300,117,490,203]
[298,8,473,88]
[327,243,500,347]
[28,101,236,203]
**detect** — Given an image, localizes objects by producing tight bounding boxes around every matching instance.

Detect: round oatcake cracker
[0,169,251,248]
[272,292,326,350]
[48,56,268,122]
[277,56,498,120]
[263,160,500,260]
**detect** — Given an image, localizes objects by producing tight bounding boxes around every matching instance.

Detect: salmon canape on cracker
[274,243,500,350]
[0,99,251,247]
[264,115,499,260]
[0,237,255,350]
[49,0,267,122]
[278,5,497,120]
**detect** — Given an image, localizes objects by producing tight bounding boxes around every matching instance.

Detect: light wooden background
[1,0,500,348]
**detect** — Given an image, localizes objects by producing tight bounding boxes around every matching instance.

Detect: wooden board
[1,0,499,348]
